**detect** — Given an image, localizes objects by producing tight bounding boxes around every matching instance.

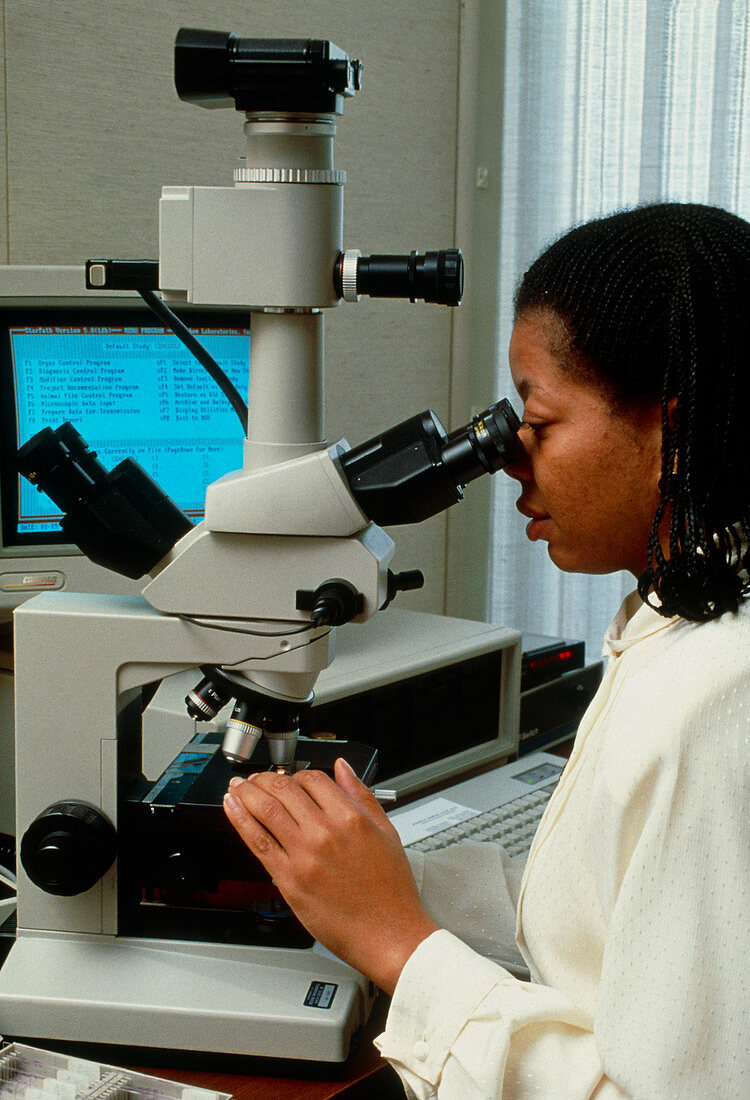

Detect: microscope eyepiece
[441,401,524,481]
[338,399,523,526]
[18,423,192,579]
[17,424,108,514]
[335,249,464,306]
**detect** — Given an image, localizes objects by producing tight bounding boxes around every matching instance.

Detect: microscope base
[0,931,374,1063]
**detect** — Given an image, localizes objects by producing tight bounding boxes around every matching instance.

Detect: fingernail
[337,757,356,775]
[228,776,244,788]
[223,792,240,812]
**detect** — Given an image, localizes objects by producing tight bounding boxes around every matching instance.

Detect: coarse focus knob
[20,801,117,896]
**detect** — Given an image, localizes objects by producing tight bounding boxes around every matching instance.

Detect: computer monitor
[0,266,251,624]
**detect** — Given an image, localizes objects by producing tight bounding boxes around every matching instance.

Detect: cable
[138,288,249,432]
[177,613,319,638]
[0,866,16,890]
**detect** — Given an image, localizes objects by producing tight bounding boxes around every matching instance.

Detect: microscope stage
[118,733,377,948]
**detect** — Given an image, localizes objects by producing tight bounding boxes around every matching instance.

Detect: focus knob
[20,801,116,896]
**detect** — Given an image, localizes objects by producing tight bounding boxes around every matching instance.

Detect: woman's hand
[223,758,439,995]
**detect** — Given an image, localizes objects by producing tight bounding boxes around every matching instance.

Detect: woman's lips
[526,516,552,541]
[517,500,552,541]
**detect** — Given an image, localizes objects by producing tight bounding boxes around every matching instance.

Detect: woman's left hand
[223,758,438,995]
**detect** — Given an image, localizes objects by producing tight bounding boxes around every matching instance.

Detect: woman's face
[506,310,664,577]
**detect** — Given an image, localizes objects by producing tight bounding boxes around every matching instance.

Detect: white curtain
[489,0,750,658]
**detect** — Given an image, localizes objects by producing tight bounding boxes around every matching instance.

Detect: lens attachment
[334,249,463,306]
[338,399,523,526]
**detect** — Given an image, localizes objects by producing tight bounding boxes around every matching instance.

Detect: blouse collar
[602,589,681,658]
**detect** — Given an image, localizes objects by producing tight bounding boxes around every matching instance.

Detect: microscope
[0,30,522,1064]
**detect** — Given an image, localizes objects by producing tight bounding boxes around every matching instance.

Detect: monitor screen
[0,288,250,618]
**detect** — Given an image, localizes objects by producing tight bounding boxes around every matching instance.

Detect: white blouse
[375,592,750,1098]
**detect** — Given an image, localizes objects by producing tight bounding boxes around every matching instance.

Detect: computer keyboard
[406,780,557,860]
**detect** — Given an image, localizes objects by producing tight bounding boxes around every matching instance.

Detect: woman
[223,203,750,1097]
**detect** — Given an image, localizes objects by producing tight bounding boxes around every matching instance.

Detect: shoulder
[614,597,750,714]
[597,599,750,803]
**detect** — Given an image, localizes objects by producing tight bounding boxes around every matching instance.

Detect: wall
[445,0,508,621]
[0,0,473,616]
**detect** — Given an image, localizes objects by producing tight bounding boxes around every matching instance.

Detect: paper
[390,797,480,847]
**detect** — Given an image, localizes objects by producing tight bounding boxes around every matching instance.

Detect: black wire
[138,288,249,433]
[137,293,326,640]
[177,613,319,638]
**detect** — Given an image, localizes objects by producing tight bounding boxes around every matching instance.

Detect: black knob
[164,850,202,894]
[310,579,363,626]
[382,569,425,609]
[296,579,364,625]
[21,801,117,896]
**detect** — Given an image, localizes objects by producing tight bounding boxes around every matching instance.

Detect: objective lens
[264,715,300,769]
[185,674,232,720]
[222,699,265,764]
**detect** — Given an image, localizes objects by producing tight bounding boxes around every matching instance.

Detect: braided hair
[514,202,750,621]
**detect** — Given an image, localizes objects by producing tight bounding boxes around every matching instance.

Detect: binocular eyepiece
[17,399,524,580]
[17,423,192,579]
[339,399,524,526]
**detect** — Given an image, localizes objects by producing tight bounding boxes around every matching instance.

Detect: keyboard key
[405,782,556,860]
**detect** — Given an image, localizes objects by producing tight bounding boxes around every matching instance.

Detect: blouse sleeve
[407,841,527,971]
[376,644,750,1097]
[374,930,627,1099]
[381,846,617,1097]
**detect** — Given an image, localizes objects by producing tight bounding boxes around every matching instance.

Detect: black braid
[514,202,750,621]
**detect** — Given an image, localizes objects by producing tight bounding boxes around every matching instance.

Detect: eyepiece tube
[17,424,106,513]
[18,422,193,579]
[338,398,523,526]
[440,400,524,485]
[335,249,464,306]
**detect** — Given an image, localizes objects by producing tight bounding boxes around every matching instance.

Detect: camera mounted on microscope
[173,28,362,114]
